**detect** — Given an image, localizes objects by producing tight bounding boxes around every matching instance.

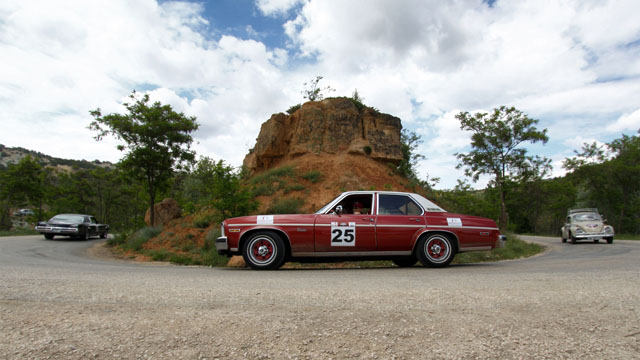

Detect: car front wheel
[44,234,54,240]
[242,231,286,270]
[100,230,108,239]
[417,233,455,268]
[606,237,613,244]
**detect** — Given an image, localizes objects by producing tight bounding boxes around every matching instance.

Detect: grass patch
[267,198,304,214]
[617,234,640,240]
[0,229,39,236]
[199,228,230,266]
[124,226,162,251]
[453,234,544,264]
[192,212,216,228]
[250,165,296,185]
[301,170,323,183]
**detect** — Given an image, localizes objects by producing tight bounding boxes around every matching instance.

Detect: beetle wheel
[242,231,286,270]
[417,234,455,268]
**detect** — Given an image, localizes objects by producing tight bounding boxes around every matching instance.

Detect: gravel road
[1,235,639,359]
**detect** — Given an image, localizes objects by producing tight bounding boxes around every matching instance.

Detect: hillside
[0,144,113,171]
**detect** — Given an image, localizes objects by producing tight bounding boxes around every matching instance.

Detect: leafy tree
[455,106,550,231]
[301,76,335,102]
[89,91,199,226]
[0,155,45,218]
[188,158,258,221]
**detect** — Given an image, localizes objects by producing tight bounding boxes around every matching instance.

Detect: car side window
[379,195,423,216]
[333,194,373,215]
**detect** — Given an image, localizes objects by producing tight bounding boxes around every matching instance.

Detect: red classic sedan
[216,191,506,270]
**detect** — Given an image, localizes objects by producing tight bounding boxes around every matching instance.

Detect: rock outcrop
[243,98,403,172]
[144,198,181,227]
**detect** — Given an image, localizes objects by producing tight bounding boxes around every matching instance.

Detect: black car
[35,214,109,240]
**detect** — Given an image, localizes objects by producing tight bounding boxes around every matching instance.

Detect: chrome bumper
[35,226,79,234]
[216,236,229,255]
[573,232,613,240]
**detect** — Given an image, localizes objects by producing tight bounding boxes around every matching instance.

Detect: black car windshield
[50,215,85,223]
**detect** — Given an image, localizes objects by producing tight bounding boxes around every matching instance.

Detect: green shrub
[284,184,305,194]
[267,198,304,214]
[363,146,372,155]
[106,232,128,247]
[252,183,275,196]
[301,170,323,183]
[192,211,215,228]
[250,165,296,185]
[125,226,161,251]
[287,104,301,114]
[147,249,170,261]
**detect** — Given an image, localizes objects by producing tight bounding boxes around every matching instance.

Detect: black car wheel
[100,230,108,239]
[242,231,286,270]
[570,232,577,244]
[417,233,455,268]
[44,234,54,240]
[606,237,613,244]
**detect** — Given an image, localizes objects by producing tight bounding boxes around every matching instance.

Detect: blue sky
[1,0,639,189]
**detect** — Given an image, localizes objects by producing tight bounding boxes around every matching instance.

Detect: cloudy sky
[1,0,639,189]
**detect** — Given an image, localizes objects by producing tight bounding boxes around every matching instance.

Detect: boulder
[144,198,181,227]
[243,98,403,172]
[227,255,246,268]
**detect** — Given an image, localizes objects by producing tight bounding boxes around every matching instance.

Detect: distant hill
[0,144,114,171]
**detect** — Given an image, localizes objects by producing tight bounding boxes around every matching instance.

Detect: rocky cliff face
[243,98,403,172]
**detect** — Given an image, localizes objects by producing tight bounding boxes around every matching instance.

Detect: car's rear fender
[411,230,460,255]
[238,227,292,258]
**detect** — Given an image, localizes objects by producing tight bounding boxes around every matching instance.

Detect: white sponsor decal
[331,222,356,246]
[447,218,463,227]
[257,215,274,225]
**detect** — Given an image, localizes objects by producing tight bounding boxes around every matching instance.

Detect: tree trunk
[499,185,508,232]
[149,192,155,227]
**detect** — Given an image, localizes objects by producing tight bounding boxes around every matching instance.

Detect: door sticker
[257,215,274,225]
[447,217,463,227]
[331,222,356,246]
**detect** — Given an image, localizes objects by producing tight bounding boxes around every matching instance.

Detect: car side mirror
[335,205,343,215]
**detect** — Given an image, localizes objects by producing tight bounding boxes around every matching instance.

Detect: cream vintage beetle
[216,191,507,270]
[561,208,614,244]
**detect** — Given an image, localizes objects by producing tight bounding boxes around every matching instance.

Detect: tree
[455,106,549,231]
[89,91,199,226]
[301,76,335,102]
[0,155,45,218]
[188,158,258,221]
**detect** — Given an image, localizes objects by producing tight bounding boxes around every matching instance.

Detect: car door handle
[362,218,374,222]
[409,218,422,222]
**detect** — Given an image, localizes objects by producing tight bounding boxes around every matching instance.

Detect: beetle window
[379,195,422,215]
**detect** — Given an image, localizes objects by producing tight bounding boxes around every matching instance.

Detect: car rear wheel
[242,231,286,270]
[44,234,54,240]
[392,257,417,268]
[417,233,455,268]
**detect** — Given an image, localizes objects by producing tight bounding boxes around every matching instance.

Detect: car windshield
[50,215,85,223]
[573,213,601,221]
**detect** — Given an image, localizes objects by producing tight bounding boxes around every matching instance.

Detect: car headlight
[575,228,585,234]
[604,227,613,234]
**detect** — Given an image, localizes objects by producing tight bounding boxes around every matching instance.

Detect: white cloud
[256,0,306,17]
[606,109,640,133]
